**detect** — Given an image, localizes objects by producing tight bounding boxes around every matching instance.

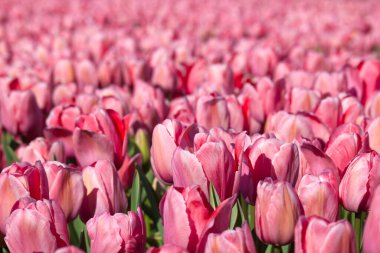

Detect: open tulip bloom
[1,0,380,252]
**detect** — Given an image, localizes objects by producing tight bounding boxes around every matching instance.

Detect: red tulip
[297,173,338,222]
[80,160,127,221]
[44,161,84,221]
[295,216,356,253]
[339,151,380,212]
[87,208,146,253]
[161,186,236,253]
[5,199,69,253]
[363,186,380,253]
[204,222,256,253]
[255,178,303,245]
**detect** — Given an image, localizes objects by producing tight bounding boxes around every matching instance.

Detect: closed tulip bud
[295,216,356,253]
[151,119,184,184]
[297,173,338,222]
[87,208,146,253]
[161,186,236,253]
[339,151,380,212]
[340,95,364,124]
[287,87,320,114]
[44,161,84,221]
[5,199,69,253]
[204,222,256,253]
[76,59,98,87]
[80,160,127,222]
[363,187,380,253]
[196,94,230,130]
[255,178,303,245]
[314,96,342,130]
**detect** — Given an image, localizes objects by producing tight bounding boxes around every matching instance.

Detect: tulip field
[2,0,380,252]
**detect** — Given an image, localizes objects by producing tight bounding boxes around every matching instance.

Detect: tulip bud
[5,199,69,253]
[363,187,380,253]
[87,208,146,253]
[53,59,75,85]
[339,151,380,212]
[204,222,256,253]
[287,87,320,114]
[80,160,127,221]
[255,178,303,245]
[295,216,356,253]
[44,161,84,221]
[297,173,338,222]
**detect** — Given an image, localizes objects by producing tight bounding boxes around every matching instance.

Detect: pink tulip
[5,199,69,253]
[0,161,49,234]
[161,186,236,253]
[53,59,75,85]
[287,87,320,114]
[80,160,127,221]
[255,178,303,245]
[339,151,380,212]
[168,97,196,126]
[295,216,356,253]
[240,135,299,204]
[204,222,256,253]
[358,60,380,104]
[367,117,380,153]
[314,96,342,130]
[44,161,84,221]
[195,94,230,130]
[363,186,380,253]
[297,173,339,221]
[76,59,98,87]
[87,208,146,253]
[17,137,65,164]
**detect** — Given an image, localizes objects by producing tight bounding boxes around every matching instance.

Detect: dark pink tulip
[297,173,338,222]
[204,222,256,253]
[363,187,380,253]
[151,119,184,184]
[0,162,49,233]
[295,216,356,253]
[367,117,380,153]
[161,186,236,253]
[195,94,230,130]
[339,151,380,212]
[5,199,69,253]
[55,246,85,253]
[0,88,44,140]
[148,245,188,253]
[44,161,84,221]
[241,135,299,204]
[80,160,127,221]
[87,208,146,253]
[255,178,303,245]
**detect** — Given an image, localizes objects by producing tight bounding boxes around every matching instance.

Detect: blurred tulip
[295,216,356,253]
[53,59,75,85]
[44,161,84,221]
[297,173,339,221]
[367,117,380,153]
[339,151,380,212]
[0,161,49,234]
[195,94,230,130]
[5,199,69,253]
[148,245,188,253]
[358,60,380,104]
[87,208,146,253]
[80,160,127,221]
[255,178,303,245]
[314,96,342,130]
[17,137,65,163]
[363,187,380,253]
[161,186,236,253]
[287,87,320,113]
[204,222,256,253]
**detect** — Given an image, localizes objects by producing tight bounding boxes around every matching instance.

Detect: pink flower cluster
[1,0,380,252]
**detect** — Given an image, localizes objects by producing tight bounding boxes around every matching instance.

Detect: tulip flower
[297,173,339,221]
[0,162,49,234]
[363,186,380,253]
[339,151,380,212]
[204,222,256,253]
[44,161,84,221]
[80,160,127,221]
[161,186,236,253]
[295,216,356,253]
[5,199,69,253]
[287,87,320,114]
[53,59,75,85]
[255,178,303,245]
[87,208,146,253]
[367,117,380,153]
[195,94,230,130]
[17,137,65,163]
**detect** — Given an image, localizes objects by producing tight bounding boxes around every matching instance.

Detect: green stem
[273,245,282,253]
[248,205,255,229]
[354,212,361,253]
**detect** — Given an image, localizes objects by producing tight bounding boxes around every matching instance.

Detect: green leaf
[248,204,255,229]
[209,183,220,209]
[229,203,238,229]
[68,217,85,247]
[130,172,141,212]
[2,132,19,165]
